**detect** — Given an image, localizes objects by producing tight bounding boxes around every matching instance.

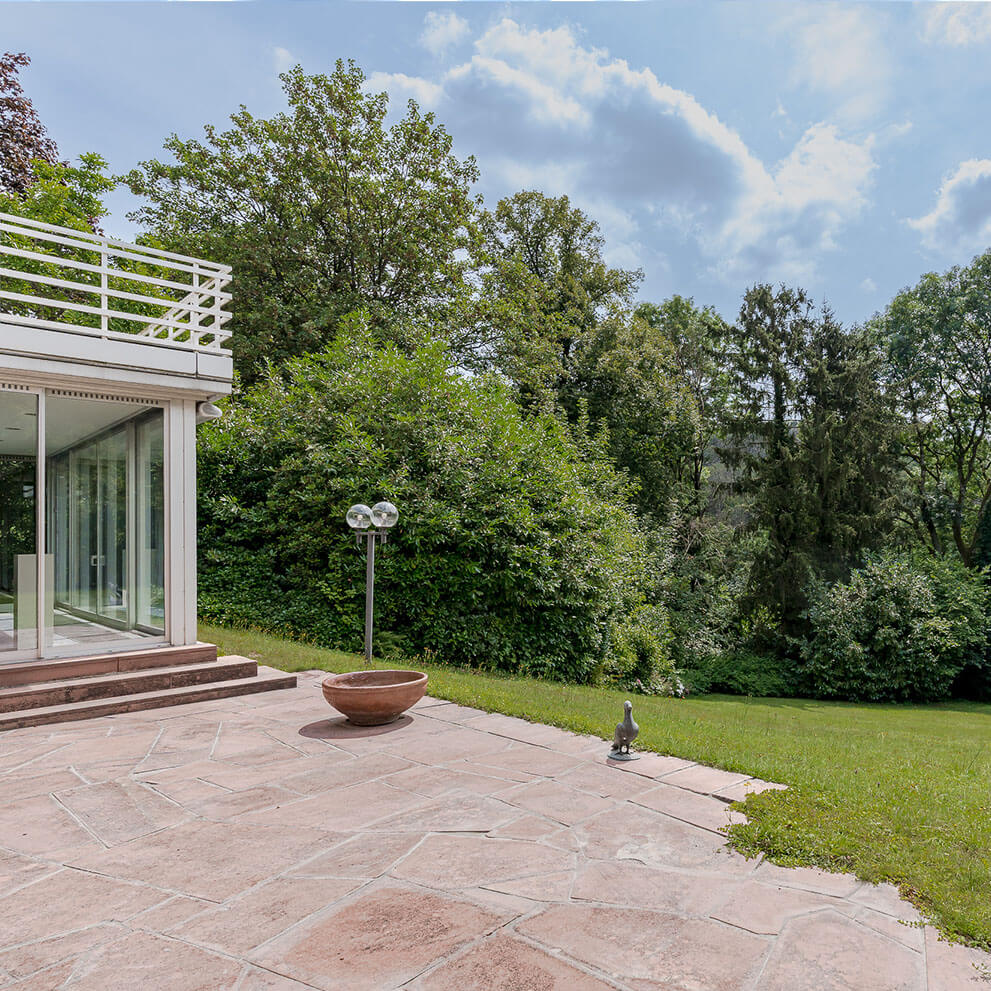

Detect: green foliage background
[803,553,991,703]
[197,324,668,684]
[5,55,991,707]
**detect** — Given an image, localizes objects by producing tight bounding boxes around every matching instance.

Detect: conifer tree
[722,286,898,632]
[797,310,898,582]
[722,284,813,628]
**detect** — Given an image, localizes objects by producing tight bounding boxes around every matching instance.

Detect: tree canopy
[7,47,986,704]
[720,285,898,630]
[473,190,642,395]
[877,250,991,566]
[125,61,481,382]
[0,52,59,197]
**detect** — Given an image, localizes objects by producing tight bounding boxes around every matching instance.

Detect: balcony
[0,211,233,392]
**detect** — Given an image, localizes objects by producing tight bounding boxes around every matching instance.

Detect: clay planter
[321,669,428,726]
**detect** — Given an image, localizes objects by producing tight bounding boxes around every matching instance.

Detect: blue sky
[4,1,991,326]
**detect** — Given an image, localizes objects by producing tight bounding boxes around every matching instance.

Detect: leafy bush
[601,607,681,695]
[662,521,798,697]
[679,649,798,697]
[197,325,661,683]
[802,553,990,702]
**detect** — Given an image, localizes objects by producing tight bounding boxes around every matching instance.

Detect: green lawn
[203,621,991,950]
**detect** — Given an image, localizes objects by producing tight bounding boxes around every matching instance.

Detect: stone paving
[0,669,989,990]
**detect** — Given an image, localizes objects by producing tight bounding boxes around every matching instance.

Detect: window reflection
[0,391,37,655]
[45,397,166,653]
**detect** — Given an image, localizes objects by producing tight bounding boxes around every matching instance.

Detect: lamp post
[346,501,399,662]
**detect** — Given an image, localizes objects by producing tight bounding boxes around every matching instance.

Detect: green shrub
[802,553,990,702]
[679,649,797,697]
[602,607,681,695]
[197,325,661,683]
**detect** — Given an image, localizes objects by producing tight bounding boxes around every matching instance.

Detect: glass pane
[0,391,37,656]
[98,428,128,626]
[45,395,166,654]
[135,415,165,633]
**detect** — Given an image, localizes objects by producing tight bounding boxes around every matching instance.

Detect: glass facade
[0,389,167,662]
[0,391,38,656]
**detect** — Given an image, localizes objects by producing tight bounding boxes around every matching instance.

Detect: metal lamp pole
[363,530,376,662]
[346,502,399,663]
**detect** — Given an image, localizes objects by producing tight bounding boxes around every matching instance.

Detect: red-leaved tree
[0,52,59,196]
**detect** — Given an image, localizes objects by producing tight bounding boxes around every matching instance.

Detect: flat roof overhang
[0,320,233,399]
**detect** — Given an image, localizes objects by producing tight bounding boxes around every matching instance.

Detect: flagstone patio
[0,669,988,990]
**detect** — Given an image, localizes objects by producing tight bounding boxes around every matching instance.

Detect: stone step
[0,665,297,730]
[0,658,259,713]
[0,642,219,689]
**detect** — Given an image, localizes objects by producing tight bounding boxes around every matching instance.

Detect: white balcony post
[190,263,201,346]
[166,398,199,647]
[100,249,108,337]
[213,277,224,345]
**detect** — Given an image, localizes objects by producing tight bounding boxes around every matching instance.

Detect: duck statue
[608,700,640,761]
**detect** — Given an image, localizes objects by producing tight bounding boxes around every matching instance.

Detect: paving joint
[0,677,984,989]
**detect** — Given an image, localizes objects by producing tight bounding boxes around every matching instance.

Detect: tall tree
[634,297,734,631]
[570,309,698,514]
[635,296,731,513]
[474,191,641,396]
[0,52,59,197]
[0,155,119,328]
[125,61,481,382]
[721,284,814,626]
[472,193,699,514]
[0,154,113,231]
[721,285,897,629]
[878,250,991,566]
[796,309,898,582]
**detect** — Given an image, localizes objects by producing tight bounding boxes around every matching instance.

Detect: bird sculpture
[610,700,639,759]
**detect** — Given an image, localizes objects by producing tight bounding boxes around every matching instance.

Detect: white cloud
[365,71,443,110]
[420,12,470,56]
[450,55,588,126]
[366,20,876,282]
[773,124,875,214]
[922,4,991,45]
[576,197,648,271]
[485,157,583,196]
[273,47,293,74]
[716,123,876,280]
[908,159,991,254]
[778,5,891,124]
[446,20,874,281]
[882,121,914,142]
[861,277,877,293]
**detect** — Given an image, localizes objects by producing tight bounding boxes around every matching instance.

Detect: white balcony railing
[0,211,232,352]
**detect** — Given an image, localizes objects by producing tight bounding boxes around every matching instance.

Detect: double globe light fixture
[346,501,399,536]
[346,501,399,661]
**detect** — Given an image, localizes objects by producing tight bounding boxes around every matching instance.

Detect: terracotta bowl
[321,669,429,726]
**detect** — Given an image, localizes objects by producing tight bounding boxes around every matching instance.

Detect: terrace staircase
[0,644,296,730]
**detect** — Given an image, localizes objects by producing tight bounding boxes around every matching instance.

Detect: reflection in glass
[0,391,37,655]
[45,396,165,653]
[135,415,165,632]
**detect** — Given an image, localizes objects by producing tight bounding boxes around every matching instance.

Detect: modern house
[0,211,294,728]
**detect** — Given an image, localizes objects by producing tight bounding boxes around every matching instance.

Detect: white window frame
[0,384,178,663]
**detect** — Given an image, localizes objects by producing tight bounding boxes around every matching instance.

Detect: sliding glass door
[44,396,166,656]
[0,390,169,663]
[53,427,128,629]
[0,389,38,659]
[134,414,165,633]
